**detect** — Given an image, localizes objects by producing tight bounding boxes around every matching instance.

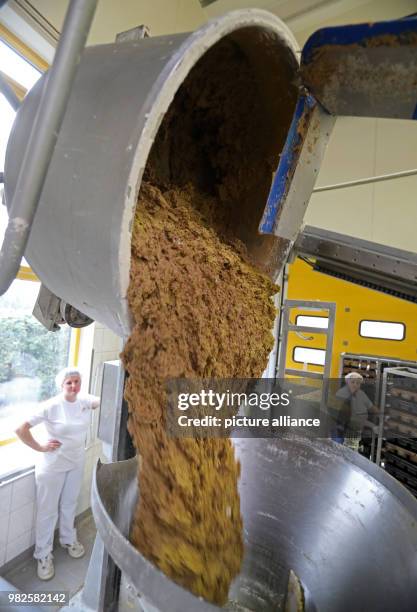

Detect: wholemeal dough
[121,38,282,605]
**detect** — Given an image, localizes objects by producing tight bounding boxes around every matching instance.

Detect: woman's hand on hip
[41,439,62,452]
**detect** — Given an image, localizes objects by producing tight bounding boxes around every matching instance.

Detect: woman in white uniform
[15,367,100,580]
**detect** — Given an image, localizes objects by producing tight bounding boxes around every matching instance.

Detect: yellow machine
[286,258,417,378]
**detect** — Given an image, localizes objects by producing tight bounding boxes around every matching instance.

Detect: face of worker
[62,375,81,401]
[347,378,362,394]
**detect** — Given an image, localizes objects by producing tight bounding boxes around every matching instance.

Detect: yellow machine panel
[286,258,417,377]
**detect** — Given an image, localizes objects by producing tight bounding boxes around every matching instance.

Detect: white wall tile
[102,329,122,353]
[375,118,417,176]
[10,473,36,511]
[0,483,12,515]
[316,117,377,187]
[304,183,374,240]
[82,469,92,489]
[0,544,6,567]
[93,328,104,352]
[0,513,9,547]
[103,350,120,362]
[8,502,35,541]
[78,323,95,395]
[6,529,32,563]
[372,175,417,252]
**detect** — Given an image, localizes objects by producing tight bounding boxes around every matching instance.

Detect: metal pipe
[0,0,97,296]
[0,72,21,110]
[313,168,417,193]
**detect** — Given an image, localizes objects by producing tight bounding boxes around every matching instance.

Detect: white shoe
[37,554,54,580]
[62,541,85,558]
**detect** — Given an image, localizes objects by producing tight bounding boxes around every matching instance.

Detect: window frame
[0,29,80,458]
[0,24,49,73]
[0,271,80,449]
[358,319,406,342]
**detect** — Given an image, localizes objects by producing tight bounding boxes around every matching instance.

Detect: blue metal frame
[259,94,316,235]
[302,16,417,65]
[260,16,417,237]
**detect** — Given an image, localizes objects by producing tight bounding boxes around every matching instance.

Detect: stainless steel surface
[32,283,65,331]
[0,71,20,110]
[296,226,417,303]
[377,368,390,465]
[4,10,299,337]
[260,97,335,245]
[301,19,417,120]
[32,283,93,331]
[339,353,417,407]
[98,361,126,460]
[0,0,97,296]
[92,438,417,612]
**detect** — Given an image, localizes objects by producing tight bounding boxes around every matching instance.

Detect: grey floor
[2,512,96,610]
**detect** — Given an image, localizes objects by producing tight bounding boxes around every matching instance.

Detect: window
[359,320,405,341]
[0,32,74,479]
[0,91,16,171]
[0,40,42,90]
[293,347,326,366]
[295,315,329,329]
[0,279,71,437]
[1,34,42,264]
[0,40,41,174]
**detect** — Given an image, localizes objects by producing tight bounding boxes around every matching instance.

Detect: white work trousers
[34,463,84,559]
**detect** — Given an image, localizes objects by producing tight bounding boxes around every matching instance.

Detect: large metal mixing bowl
[92,437,417,612]
[4,10,298,337]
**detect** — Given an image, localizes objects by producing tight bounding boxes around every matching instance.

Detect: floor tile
[2,512,97,609]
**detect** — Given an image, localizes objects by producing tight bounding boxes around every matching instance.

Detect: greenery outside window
[0,26,79,478]
[0,279,71,438]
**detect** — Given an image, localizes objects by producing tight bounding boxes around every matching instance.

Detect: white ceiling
[204,0,417,45]
[4,0,416,54]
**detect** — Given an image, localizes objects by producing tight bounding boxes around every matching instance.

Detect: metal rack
[338,353,417,406]
[376,367,417,498]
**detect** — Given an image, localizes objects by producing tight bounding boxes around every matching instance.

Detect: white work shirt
[28,393,96,472]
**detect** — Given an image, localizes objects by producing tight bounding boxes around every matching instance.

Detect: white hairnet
[55,366,82,389]
[345,371,363,382]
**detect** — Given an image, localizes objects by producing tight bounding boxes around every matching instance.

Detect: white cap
[55,366,82,389]
[345,371,363,382]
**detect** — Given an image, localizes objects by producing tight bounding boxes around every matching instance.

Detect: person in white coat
[15,367,100,581]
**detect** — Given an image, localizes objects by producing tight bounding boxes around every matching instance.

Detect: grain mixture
[121,38,283,605]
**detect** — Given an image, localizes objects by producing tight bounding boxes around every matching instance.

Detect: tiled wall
[0,322,122,571]
[90,321,123,398]
[0,471,35,567]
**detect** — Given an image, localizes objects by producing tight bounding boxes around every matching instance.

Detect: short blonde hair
[55,367,82,389]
